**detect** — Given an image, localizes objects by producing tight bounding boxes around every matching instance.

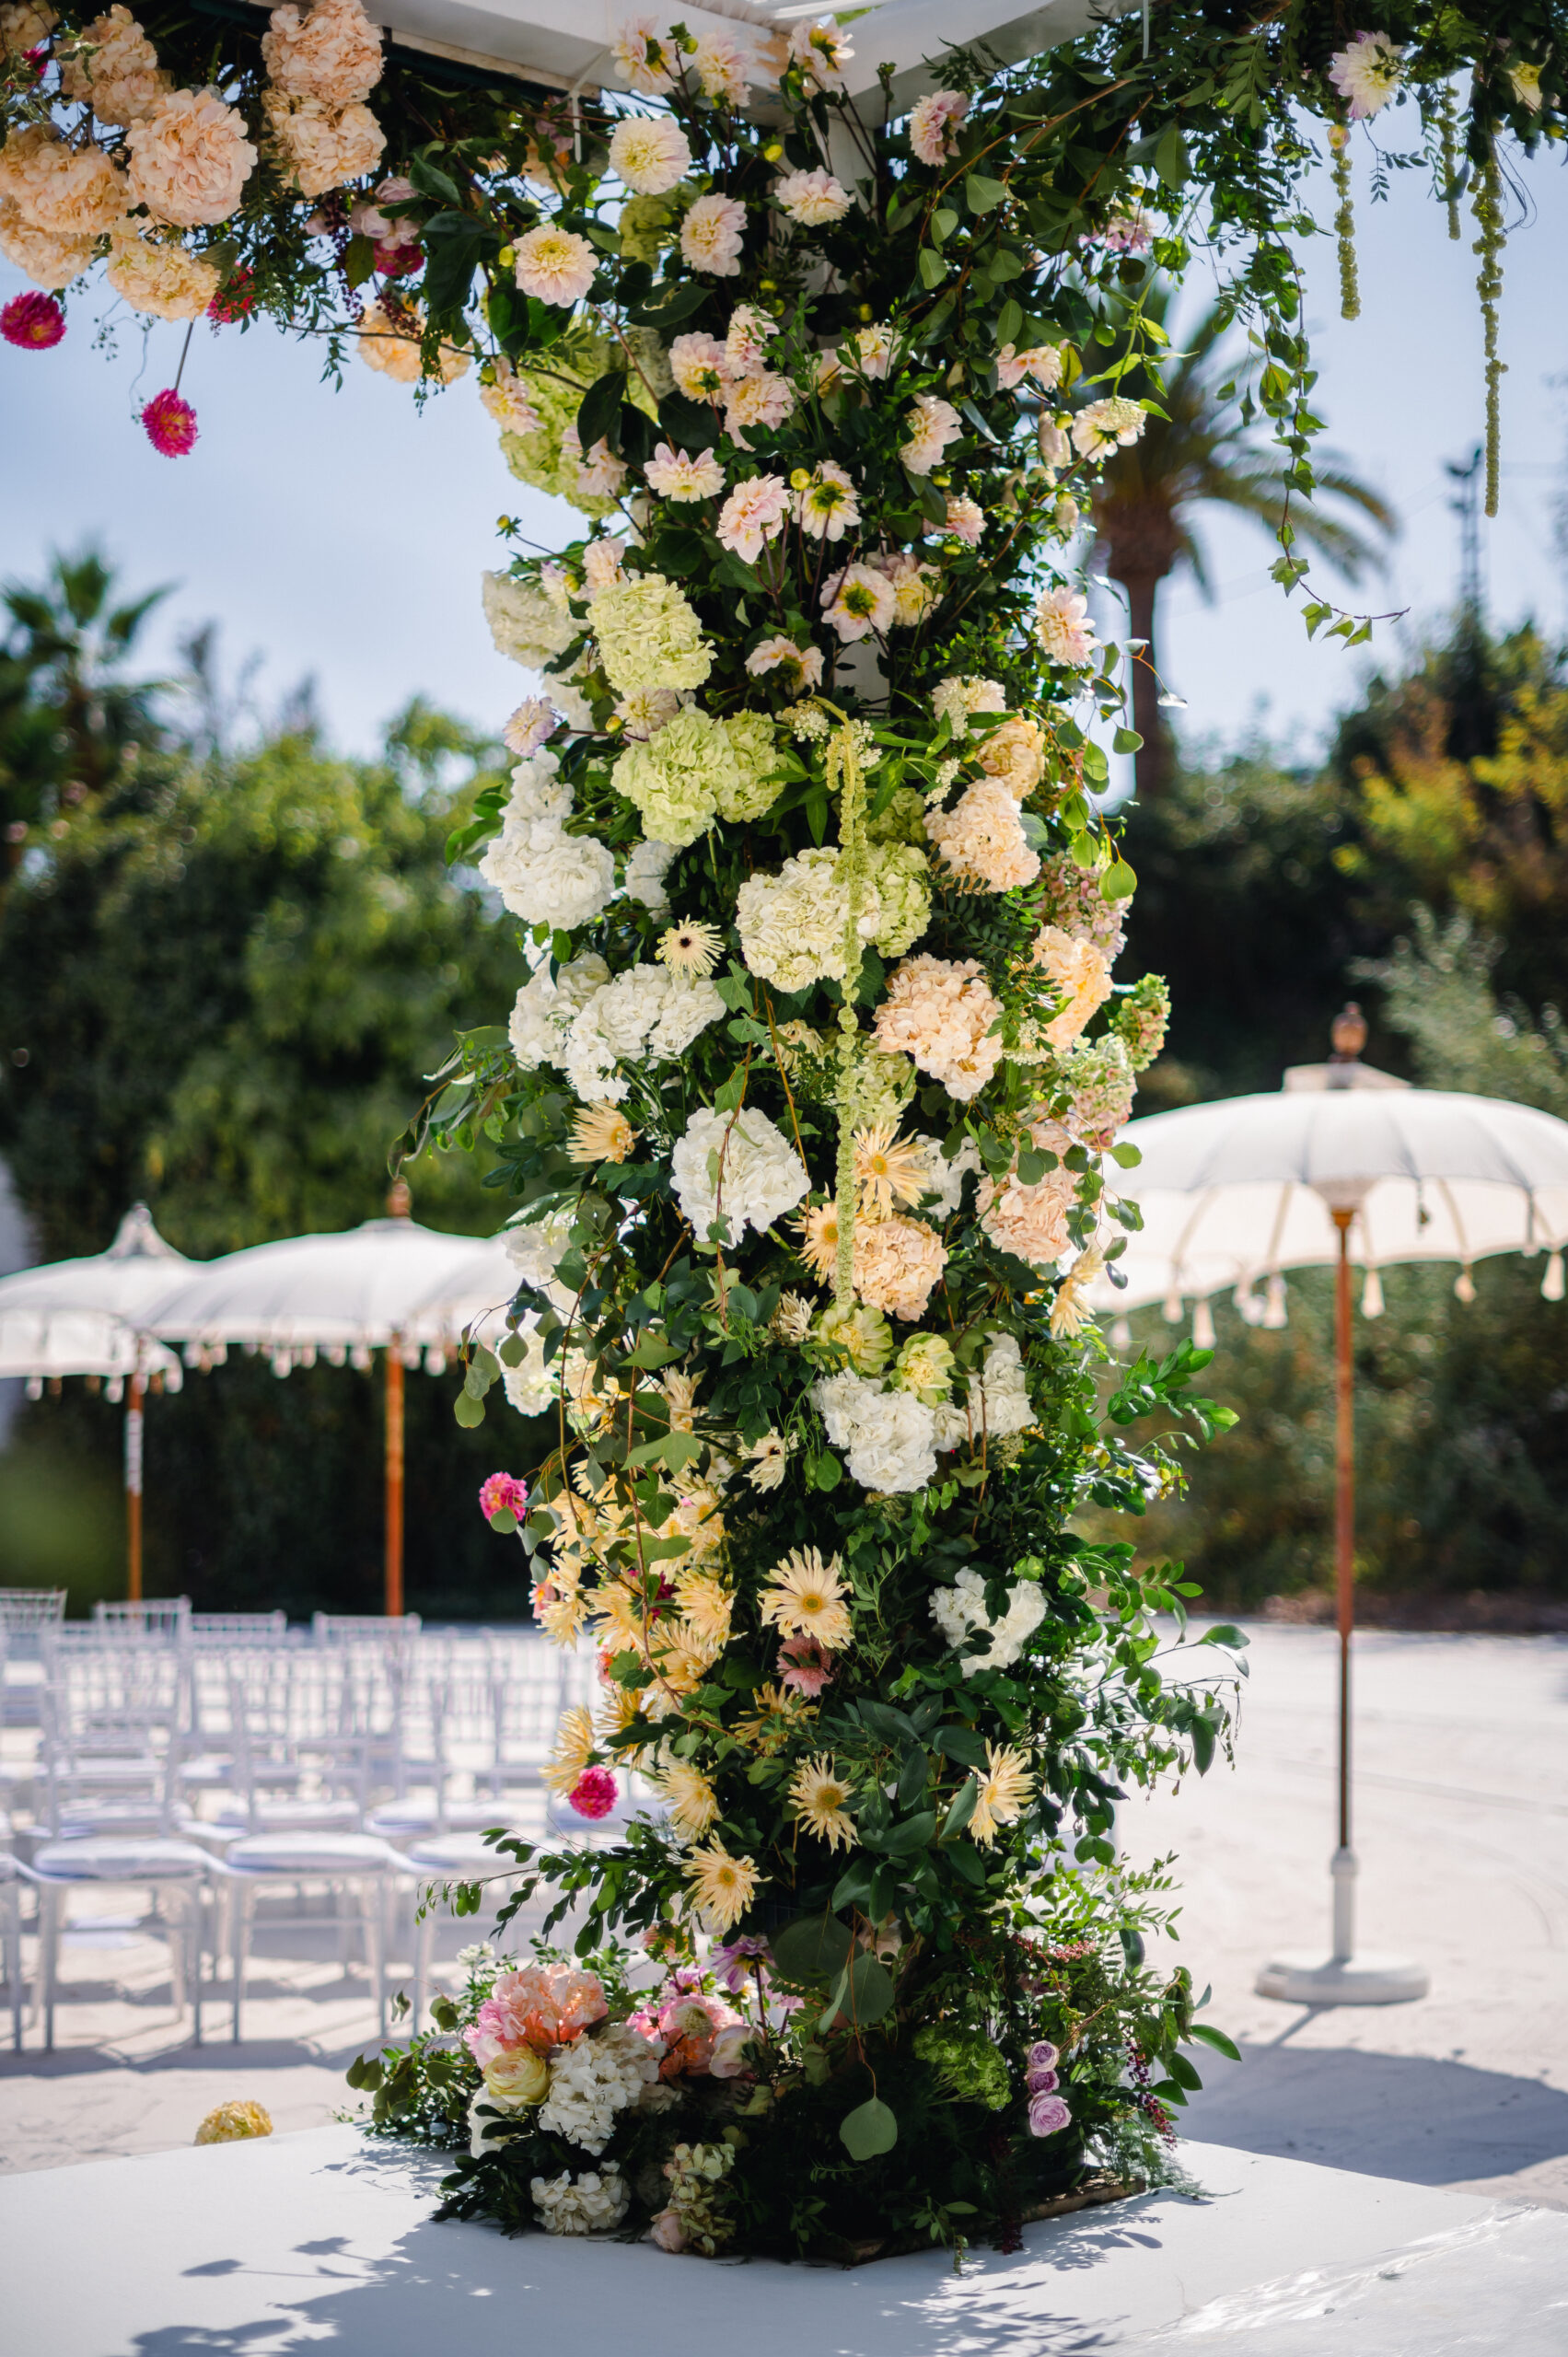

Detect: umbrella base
[1254,1950,1430,2006]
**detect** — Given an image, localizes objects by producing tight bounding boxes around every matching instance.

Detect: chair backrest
[311,1613,423,1645]
[190,1611,290,1644]
[0,1587,67,1631]
[94,1597,192,1641]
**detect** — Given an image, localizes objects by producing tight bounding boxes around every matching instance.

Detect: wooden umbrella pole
[126,1360,145,1604]
[1330,1205,1357,1959]
[385,1338,405,1618]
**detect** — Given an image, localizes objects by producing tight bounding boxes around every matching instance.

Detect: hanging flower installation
[5,0,1559,2265]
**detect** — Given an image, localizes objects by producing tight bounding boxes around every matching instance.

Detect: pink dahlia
[208,269,256,324]
[374,238,423,278]
[2,292,64,348]
[141,389,197,456]
[777,1633,835,1697]
[479,1469,528,1525]
[567,1765,618,1818]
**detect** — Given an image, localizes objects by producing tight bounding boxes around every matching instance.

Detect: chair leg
[6,1891,19,2053]
[165,1885,188,2023]
[41,1885,59,2054]
[413,1893,434,2035]
[232,1883,250,2044]
[190,1887,203,2048]
[366,1880,387,2041]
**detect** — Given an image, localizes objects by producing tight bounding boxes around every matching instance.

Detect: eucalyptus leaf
[840,2095,899,2160]
[772,1913,854,1985]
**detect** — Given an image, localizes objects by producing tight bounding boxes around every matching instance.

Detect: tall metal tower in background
[1446,445,1485,620]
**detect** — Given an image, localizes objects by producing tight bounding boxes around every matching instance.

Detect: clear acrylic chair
[0,1851,24,2050]
[216,1830,405,2041]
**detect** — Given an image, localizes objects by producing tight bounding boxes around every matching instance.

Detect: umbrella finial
[1330,1002,1367,1062]
[387,1178,412,1220]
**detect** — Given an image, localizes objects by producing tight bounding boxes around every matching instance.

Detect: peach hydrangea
[854,1214,947,1321]
[261,0,383,105]
[0,2,56,49]
[874,954,1004,1102]
[1030,924,1112,1051]
[0,124,128,237]
[106,226,219,318]
[977,1118,1079,1268]
[126,88,256,226]
[925,777,1040,892]
[263,89,384,197]
[59,7,169,123]
[0,195,93,285]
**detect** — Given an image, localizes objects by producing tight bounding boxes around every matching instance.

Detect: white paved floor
[2,1624,1565,2208]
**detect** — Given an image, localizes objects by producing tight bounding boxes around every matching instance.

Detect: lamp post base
[1255,1951,1430,2005]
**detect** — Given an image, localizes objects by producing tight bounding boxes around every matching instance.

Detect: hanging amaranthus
[1471,151,1505,517]
[1329,125,1360,321]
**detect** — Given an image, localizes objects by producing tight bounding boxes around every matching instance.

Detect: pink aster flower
[567,1765,619,1818]
[645,440,725,501]
[141,389,198,457]
[479,1469,529,1524]
[2,292,64,348]
[899,390,962,475]
[909,88,968,168]
[778,1632,835,1696]
[717,474,789,563]
[513,224,597,306]
[821,561,896,642]
[679,191,746,276]
[1034,584,1096,667]
[1028,2090,1073,2137]
[745,635,824,691]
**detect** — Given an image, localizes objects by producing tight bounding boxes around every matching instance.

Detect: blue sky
[4,140,1566,766]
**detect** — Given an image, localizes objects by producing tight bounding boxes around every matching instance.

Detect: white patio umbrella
[0,1205,189,1600]
[144,1184,517,1615]
[1088,1014,1568,2004]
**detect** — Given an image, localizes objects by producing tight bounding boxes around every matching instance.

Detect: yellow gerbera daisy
[569,1101,640,1165]
[795,1201,840,1283]
[970,1740,1035,1846]
[853,1123,930,1217]
[759,1547,854,1649]
[659,1756,720,1840]
[788,1754,858,1851]
[541,1703,597,1796]
[683,1841,760,1933]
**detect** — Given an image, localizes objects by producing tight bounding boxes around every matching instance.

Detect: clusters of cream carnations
[976,714,1047,799]
[593,575,713,695]
[263,88,384,196]
[0,122,127,237]
[125,87,256,226]
[874,954,1004,1102]
[854,1213,946,1321]
[530,2166,632,2235]
[0,195,92,284]
[977,1118,1079,1267]
[774,165,849,225]
[931,1561,1047,1672]
[899,391,962,475]
[262,0,382,102]
[1034,584,1096,668]
[933,1332,1037,1452]
[614,706,779,847]
[736,842,929,993]
[608,112,690,194]
[670,1108,808,1243]
[680,190,746,274]
[925,778,1040,893]
[479,753,617,930]
[105,226,217,317]
[482,568,576,670]
[908,87,968,166]
[815,1370,937,1493]
[60,7,168,122]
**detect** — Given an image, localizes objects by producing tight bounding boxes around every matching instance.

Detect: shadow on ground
[1181,2043,1568,2185]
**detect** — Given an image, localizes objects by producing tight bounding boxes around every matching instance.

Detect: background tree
[1094,285,1396,797]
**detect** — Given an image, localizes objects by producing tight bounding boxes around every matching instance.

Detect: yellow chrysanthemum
[795,1200,840,1283]
[759,1547,854,1650]
[731,1680,816,1752]
[569,1100,640,1165]
[683,1841,760,1933]
[657,917,724,975]
[541,1703,598,1796]
[676,1570,734,1653]
[788,1754,857,1852]
[970,1741,1034,1846]
[853,1123,931,1217]
[660,1757,720,1839]
[1049,1242,1105,1340]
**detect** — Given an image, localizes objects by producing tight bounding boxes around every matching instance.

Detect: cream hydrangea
[1026,926,1113,1054]
[504,1203,579,1313]
[736,844,930,993]
[977,715,1047,801]
[976,1120,1079,1268]
[530,2166,632,2234]
[501,1324,557,1417]
[0,123,128,236]
[355,297,468,386]
[59,7,168,122]
[815,1372,937,1493]
[0,196,93,285]
[930,1561,1047,1670]
[670,1108,808,1243]
[105,226,218,317]
[908,1132,981,1217]
[482,569,576,669]
[925,778,1040,893]
[263,88,384,196]
[874,954,1004,1102]
[854,1214,947,1321]
[261,0,383,104]
[507,951,611,1072]
[558,965,725,1106]
[593,575,712,695]
[933,676,1008,729]
[538,2026,660,2155]
[478,753,617,929]
[623,837,677,915]
[125,87,256,226]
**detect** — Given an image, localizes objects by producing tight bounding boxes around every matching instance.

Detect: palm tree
[1,548,171,829]
[1091,284,1396,798]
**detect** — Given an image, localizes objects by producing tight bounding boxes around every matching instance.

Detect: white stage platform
[4,2124,1566,2353]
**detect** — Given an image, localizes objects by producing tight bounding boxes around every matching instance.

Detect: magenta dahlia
[141,389,198,457]
[567,1767,618,1819]
[2,293,65,350]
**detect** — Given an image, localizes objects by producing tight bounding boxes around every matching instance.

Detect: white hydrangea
[930,1564,1047,1674]
[561,965,724,1105]
[623,837,677,915]
[933,1334,1037,1448]
[735,843,931,993]
[508,952,610,1070]
[482,569,577,669]
[504,1206,576,1313]
[538,2026,657,2155]
[670,1108,809,1243]
[530,2165,631,2234]
[501,1323,556,1417]
[933,675,1006,728]
[815,1371,938,1493]
[478,754,616,930]
[909,1133,982,1217]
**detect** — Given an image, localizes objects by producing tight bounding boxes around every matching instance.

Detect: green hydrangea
[619,193,674,263]
[866,786,929,848]
[613,708,736,848]
[595,576,714,698]
[715,711,784,823]
[912,2023,1012,2109]
[1109,972,1170,1072]
[846,1041,916,1126]
[865,842,932,959]
[498,324,662,518]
